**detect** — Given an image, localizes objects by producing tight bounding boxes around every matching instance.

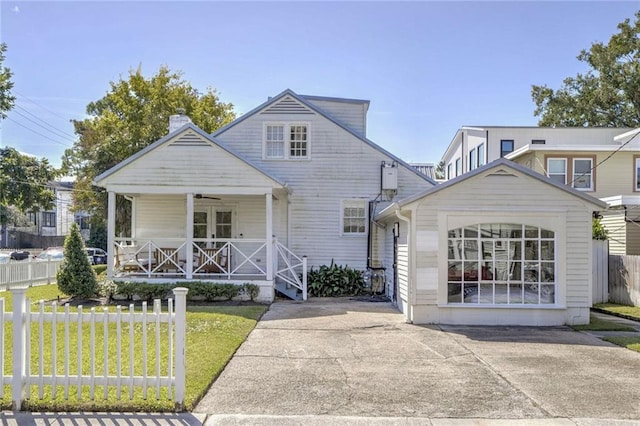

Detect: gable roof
[93,123,286,187]
[377,158,607,218]
[212,89,436,185]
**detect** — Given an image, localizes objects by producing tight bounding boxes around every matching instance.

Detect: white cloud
[11,5,19,14]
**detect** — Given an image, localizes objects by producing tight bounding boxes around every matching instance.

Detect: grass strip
[570,315,636,332]
[0,285,268,411]
[602,336,640,353]
[593,303,640,321]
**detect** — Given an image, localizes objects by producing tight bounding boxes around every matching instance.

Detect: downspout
[393,203,413,322]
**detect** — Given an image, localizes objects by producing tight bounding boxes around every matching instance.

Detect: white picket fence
[0,259,63,290]
[0,287,187,410]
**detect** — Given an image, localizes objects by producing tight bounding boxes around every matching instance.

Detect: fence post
[302,256,308,301]
[46,258,51,285]
[172,287,188,411]
[11,287,28,410]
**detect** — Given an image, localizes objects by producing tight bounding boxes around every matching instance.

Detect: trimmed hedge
[106,281,261,303]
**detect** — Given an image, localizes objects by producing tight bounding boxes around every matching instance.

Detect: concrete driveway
[195,298,640,424]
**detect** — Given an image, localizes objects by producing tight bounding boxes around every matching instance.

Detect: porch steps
[275,281,303,301]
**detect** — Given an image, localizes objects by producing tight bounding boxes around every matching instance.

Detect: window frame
[263,122,310,160]
[341,200,368,236]
[447,163,452,180]
[42,212,56,228]
[547,157,567,185]
[445,223,557,306]
[477,143,485,167]
[572,157,593,191]
[500,140,514,158]
[545,155,596,192]
[469,148,477,171]
[455,158,461,176]
[635,156,640,192]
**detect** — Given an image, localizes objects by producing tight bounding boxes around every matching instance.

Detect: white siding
[303,98,367,136]
[216,105,432,270]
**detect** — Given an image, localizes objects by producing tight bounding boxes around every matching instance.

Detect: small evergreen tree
[592,217,609,241]
[57,222,98,298]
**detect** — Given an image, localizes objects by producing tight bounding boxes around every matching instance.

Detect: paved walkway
[195,299,640,425]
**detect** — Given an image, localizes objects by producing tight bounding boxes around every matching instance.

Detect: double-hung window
[264,123,309,159]
[43,212,56,228]
[547,158,567,185]
[342,200,367,235]
[572,158,593,191]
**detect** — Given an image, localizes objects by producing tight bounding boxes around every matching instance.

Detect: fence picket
[609,254,640,306]
[1,287,187,410]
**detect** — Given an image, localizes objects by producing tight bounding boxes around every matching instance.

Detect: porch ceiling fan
[195,194,221,200]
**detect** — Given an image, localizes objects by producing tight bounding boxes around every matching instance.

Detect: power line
[5,117,72,148]
[11,109,76,143]
[14,104,77,139]
[13,90,78,121]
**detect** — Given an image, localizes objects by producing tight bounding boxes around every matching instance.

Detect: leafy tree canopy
[63,65,236,215]
[532,11,640,127]
[0,147,59,225]
[0,43,15,119]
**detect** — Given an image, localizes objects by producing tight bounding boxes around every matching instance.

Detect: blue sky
[1,1,639,168]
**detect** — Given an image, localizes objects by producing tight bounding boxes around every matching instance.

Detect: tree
[532,11,640,127]
[57,223,97,298]
[0,147,59,225]
[592,217,609,240]
[62,65,236,225]
[0,43,15,119]
[435,161,445,180]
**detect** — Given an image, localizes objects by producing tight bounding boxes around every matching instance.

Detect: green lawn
[0,285,268,411]
[602,336,640,353]
[570,314,636,332]
[594,303,640,321]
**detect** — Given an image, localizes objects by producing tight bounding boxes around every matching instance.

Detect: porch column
[107,191,116,278]
[186,193,194,279]
[266,191,273,281]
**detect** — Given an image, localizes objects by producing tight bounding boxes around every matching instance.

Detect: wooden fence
[592,240,609,304]
[0,287,187,410]
[609,255,640,306]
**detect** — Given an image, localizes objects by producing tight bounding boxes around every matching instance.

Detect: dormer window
[264,123,310,160]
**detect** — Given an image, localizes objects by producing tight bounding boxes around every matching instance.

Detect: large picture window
[447,223,555,305]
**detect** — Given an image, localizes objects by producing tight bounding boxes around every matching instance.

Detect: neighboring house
[94,89,435,302]
[1,180,91,249]
[440,126,639,254]
[410,163,436,180]
[375,159,606,325]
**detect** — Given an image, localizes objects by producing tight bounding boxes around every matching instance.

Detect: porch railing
[275,239,307,301]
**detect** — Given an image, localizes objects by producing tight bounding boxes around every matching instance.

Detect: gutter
[393,203,413,321]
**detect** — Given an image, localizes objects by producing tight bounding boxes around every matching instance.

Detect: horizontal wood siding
[397,221,409,304]
[303,98,367,136]
[626,222,640,255]
[601,210,626,255]
[101,131,278,189]
[414,170,595,308]
[217,107,432,270]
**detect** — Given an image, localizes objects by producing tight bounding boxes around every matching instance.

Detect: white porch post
[186,193,194,279]
[266,191,273,281]
[107,191,116,278]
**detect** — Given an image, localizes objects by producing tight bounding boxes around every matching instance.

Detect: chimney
[169,108,192,133]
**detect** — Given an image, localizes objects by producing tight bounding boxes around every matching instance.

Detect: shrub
[92,264,107,275]
[56,223,98,298]
[111,281,263,302]
[307,261,366,297]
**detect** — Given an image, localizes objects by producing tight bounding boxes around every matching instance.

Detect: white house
[440,126,640,254]
[94,89,434,302]
[375,159,606,325]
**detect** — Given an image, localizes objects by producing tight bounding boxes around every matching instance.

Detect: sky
[1,1,639,168]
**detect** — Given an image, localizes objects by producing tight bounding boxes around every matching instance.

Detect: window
[572,158,593,190]
[455,158,461,176]
[264,123,309,159]
[636,157,640,191]
[43,212,56,228]
[447,164,452,180]
[447,224,555,305]
[342,201,367,234]
[500,140,514,157]
[532,139,546,145]
[289,125,308,158]
[28,212,37,226]
[75,216,90,230]
[547,158,567,185]
[477,143,485,167]
[265,125,285,159]
[469,148,477,171]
